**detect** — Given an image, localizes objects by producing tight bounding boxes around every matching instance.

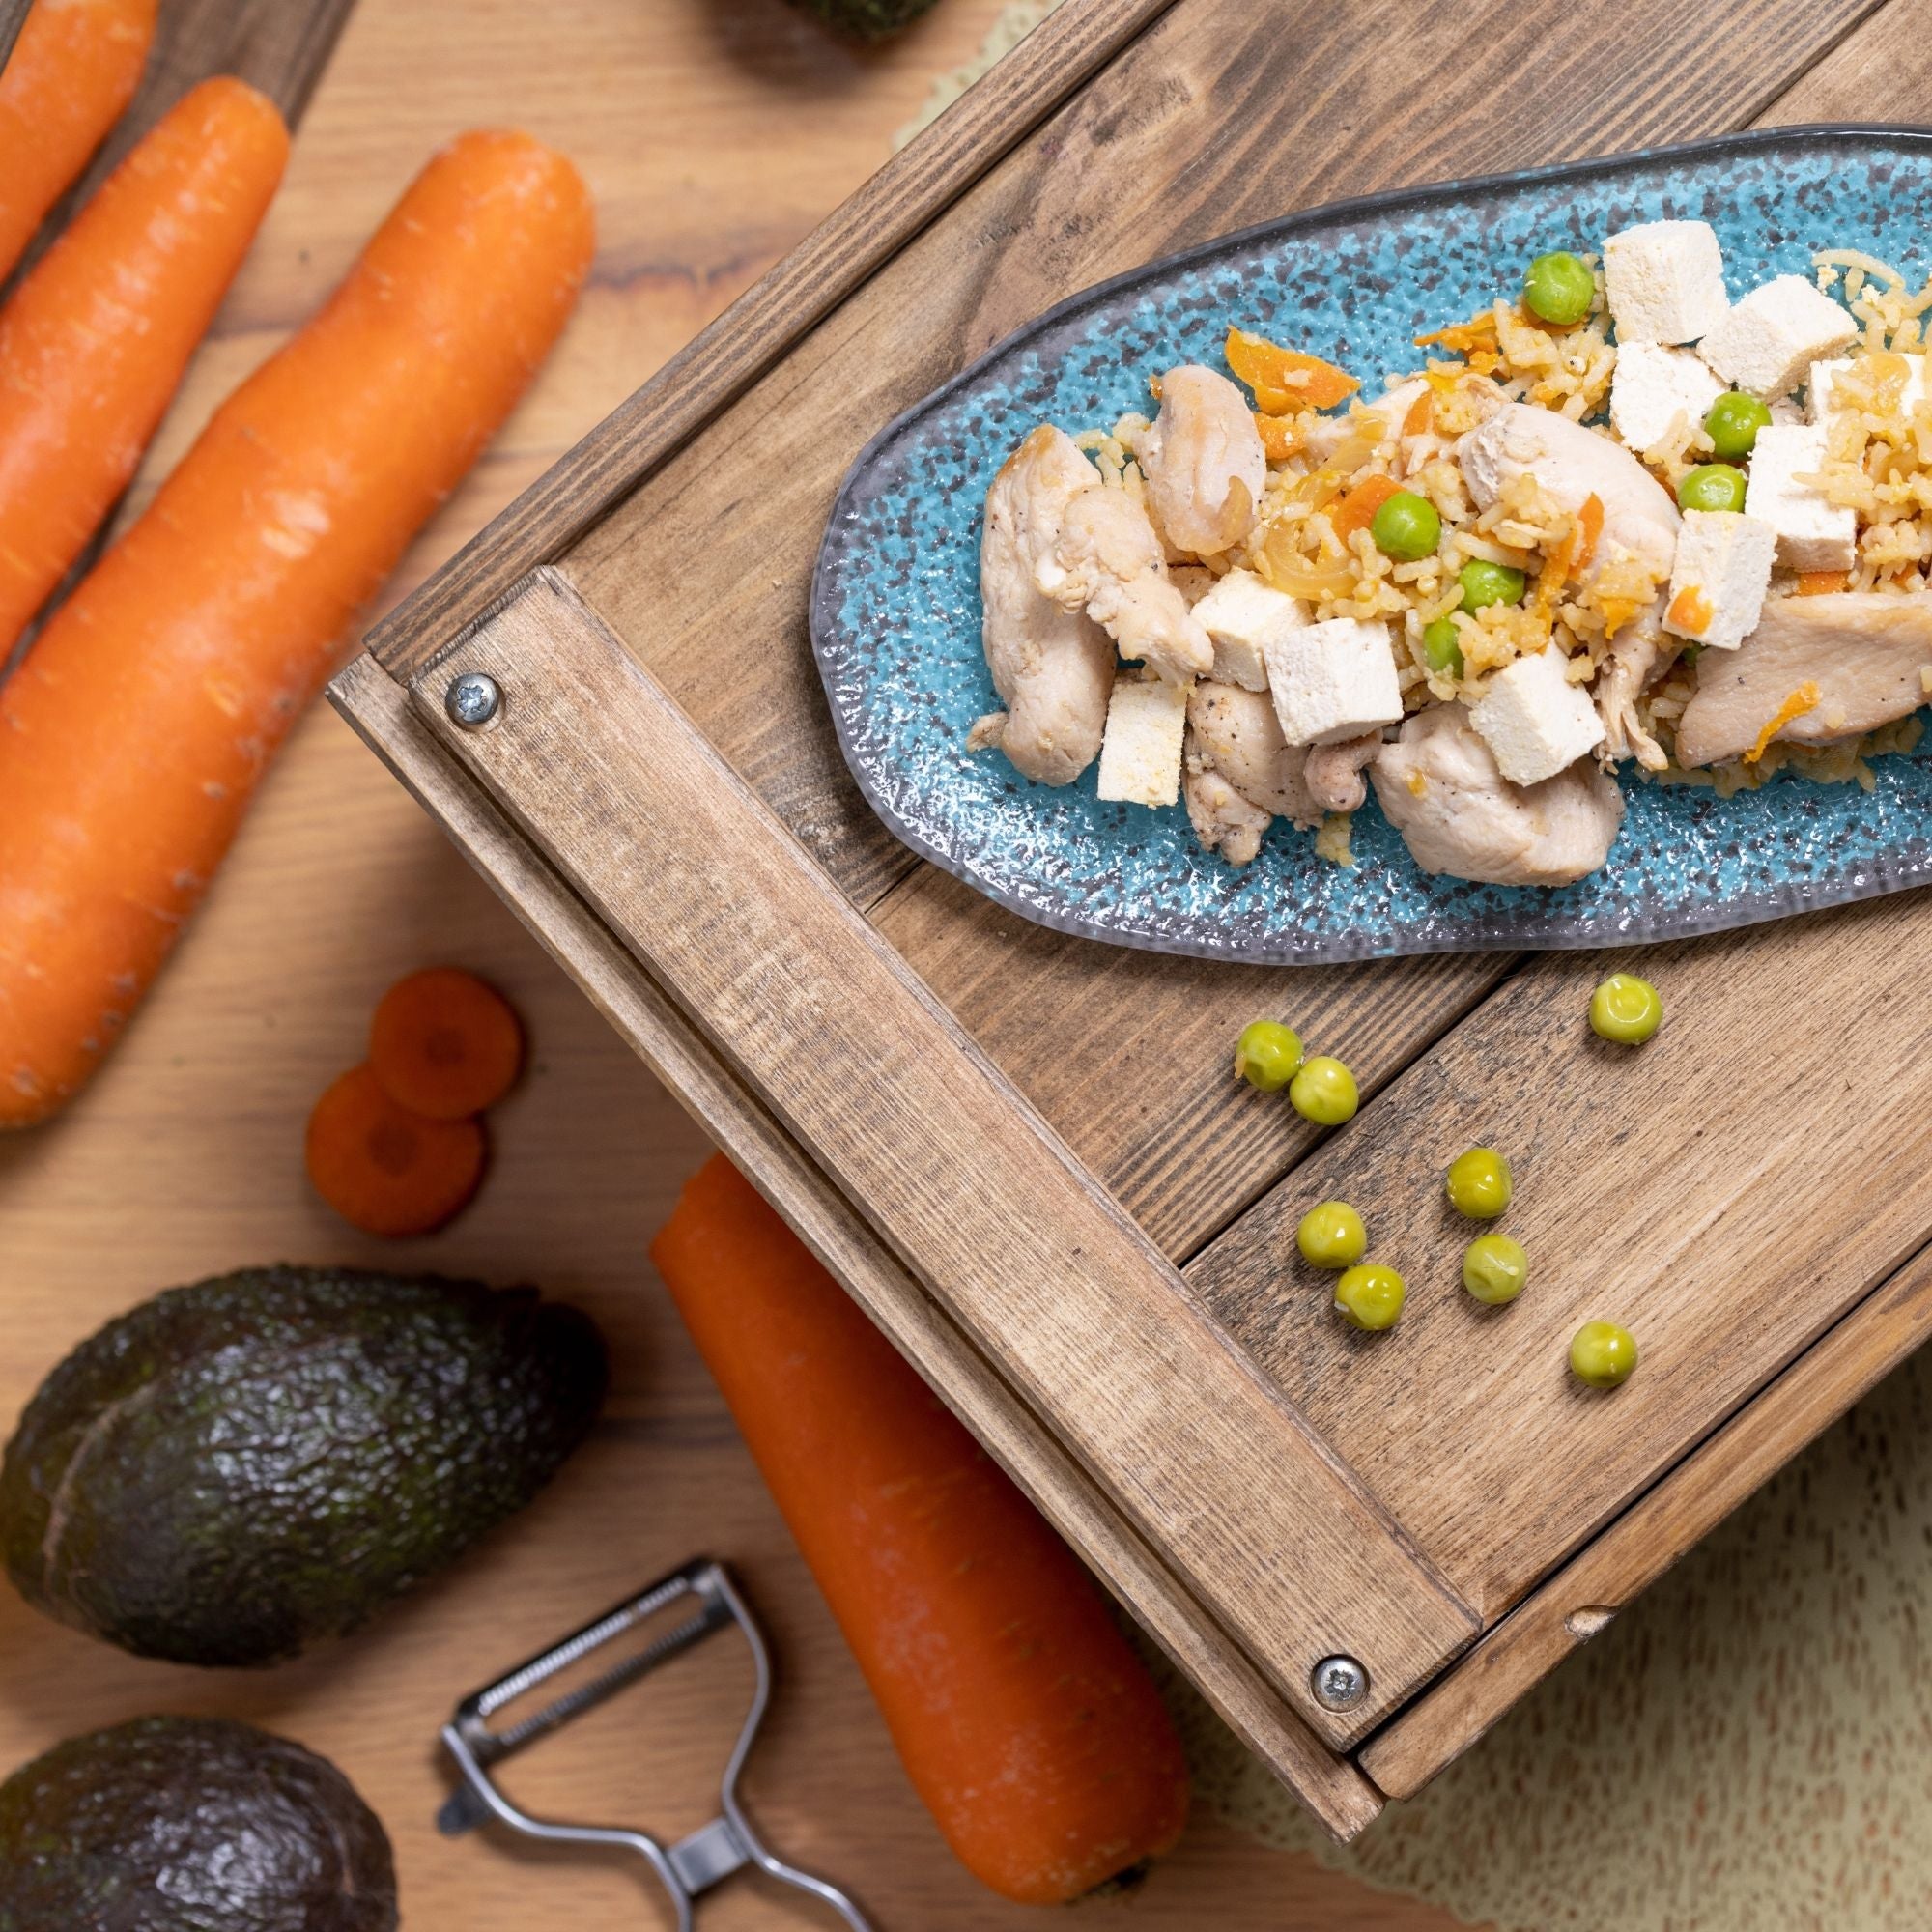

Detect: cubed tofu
[1095,675,1188,807]
[1809,350,1930,423]
[1663,510,1776,651]
[1603,219,1729,345]
[1191,567,1305,691]
[1743,422,1857,572]
[1467,646,1605,784]
[1698,276,1858,400]
[1608,341,1725,454]
[1263,616,1404,747]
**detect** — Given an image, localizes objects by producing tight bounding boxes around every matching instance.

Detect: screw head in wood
[1311,1655,1369,1712]
[446,671,501,728]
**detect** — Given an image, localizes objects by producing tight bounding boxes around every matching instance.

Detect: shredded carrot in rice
[1745,683,1822,764]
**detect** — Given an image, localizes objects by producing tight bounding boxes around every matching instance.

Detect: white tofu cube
[1809,351,1930,423]
[1263,616,1403,747]
[1743,422,1857,572]
[1603,220,1729,345]
[1608,341,1725,454]
[1467,647,1605,784]
[1190,567,1305,691]
[1663,511,1776,651]
[1698,276,1858,400]
[1095,675,1188,807]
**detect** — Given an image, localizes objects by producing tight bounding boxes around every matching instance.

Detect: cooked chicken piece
[1372,705,1625,887]
[1183,746,1272,867]
[1458,403,1679,580]
[1596,608,1669,772]
[1674,592,1932,768]
[1304,731,1383,813]
[1139,364,1267,556]
[1045,480,1214,684]
[1186,681,1318,827]
[979,427,1117,783]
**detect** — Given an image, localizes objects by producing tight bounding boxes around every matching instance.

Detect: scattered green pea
[1445,1147,1513,1220]
[1570,1321,1639,1389]
[1371,489,1442,562]
[1334,1264,1406,1332]
[1703,390,1772,461]
[1297,1201,1367,1269]
[1291,1056,1359,1126]
[1459,558,1527,612]
[1521,250,1596,327]
[1421,616,1465,676]
[1589,973,1663,1045]
[1677,462,1748,514]
[1463,1234,1529,1306]
[1235,1019,1303,1091]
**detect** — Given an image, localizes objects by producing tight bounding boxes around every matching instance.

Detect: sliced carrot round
[367,967,524,1120]
[305,1064,486,1237]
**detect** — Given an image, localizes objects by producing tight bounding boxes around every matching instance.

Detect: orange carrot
[0,77,288,658]
[0,0,157,282]
[305,1063,486,1236]
[1797,568,1851,596]
[1226,326,1358,412]
[1254,410,1300,461]
[369,967,524,1121]
[1331,471,1401,540]
[0,130,593,1127]
[651,1157,1190,1906]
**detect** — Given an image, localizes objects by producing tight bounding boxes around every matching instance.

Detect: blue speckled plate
[810,128,1932,964]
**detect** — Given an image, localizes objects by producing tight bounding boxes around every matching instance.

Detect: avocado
[784,0,942,41]
[1,1264,607,1666]
[0,1716,397,1932]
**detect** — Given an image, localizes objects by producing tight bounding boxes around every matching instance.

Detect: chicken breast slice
[1139,364,1267,556]
[978,427,1117,783]
[1674,592,1932,768]
[1048,483,1213,684]
[1372,705,1625,887]
[1183,749,1272,867]
[1596,608,1669,773]
[1304,732,1384,814]
[1186,680,1318,827]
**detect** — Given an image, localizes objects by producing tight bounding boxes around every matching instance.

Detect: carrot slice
[0,77,288,660]
[1745,682,1821,764]
[651,1157,1191,1906]
[1254,410,1299,460]
[305,1065,485,1237]
[1226,326,1358,411]
[1401,388,1434,437]
[0,130,593,1128]
[369,968,524,1120]
[0,0,157,283]
[1797,569,1851,596]
[1330,472,1400,540]
[1572,493,1605,575]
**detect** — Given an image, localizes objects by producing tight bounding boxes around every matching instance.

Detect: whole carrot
[0,0,158,282]
[0,76,288,658]
[0,131,594,1126]
[651,1156,1191,1906]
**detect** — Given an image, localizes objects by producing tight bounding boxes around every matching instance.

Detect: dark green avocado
[0,1264,607,1667]
[784,0,943,41]
[0,1716,397,1932]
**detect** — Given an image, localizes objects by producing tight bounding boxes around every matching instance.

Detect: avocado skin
[0,1265,607,1667]
[784,0,942,40]
[0,1716,396,1932]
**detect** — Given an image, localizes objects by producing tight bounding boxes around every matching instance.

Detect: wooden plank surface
[0,0,29,74]
[406,569,1480,1747]
[0,0,1468,1919]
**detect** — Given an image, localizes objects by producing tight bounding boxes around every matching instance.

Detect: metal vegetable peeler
[437,1556,874,1930]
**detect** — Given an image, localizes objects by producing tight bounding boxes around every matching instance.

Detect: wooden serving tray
[330,0,1932,1837]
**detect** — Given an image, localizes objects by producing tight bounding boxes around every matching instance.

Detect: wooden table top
[0,1,1459,1923]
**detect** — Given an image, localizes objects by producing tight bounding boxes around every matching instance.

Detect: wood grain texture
[402,568,1480,1747]
[330,648,1386,1843]
[1360,1238,1932,1801]
[0,0,28,75]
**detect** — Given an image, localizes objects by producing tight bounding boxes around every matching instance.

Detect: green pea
[1463,1234,1528,1306]
[1703,390,1772,461]
[1296,1201,1367,1269]
[1570,1321,1639,1389]
[1521,250,1596,327]
[1421,616,1465,676]
[1370,490,1442,562]
[1290,1056,1358,1126]
[1446,1147,1513,1220]
[1334,1264,1406,1332]
[1235,1019,1303,1092]
[1677,463,1747,514]
[1590,973,1663,1045]
[1459,558,1527,612]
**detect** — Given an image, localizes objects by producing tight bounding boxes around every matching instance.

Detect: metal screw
[1311,1655,1369,1712]
[446,671,501,729]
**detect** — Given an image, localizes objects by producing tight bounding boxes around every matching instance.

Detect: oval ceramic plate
[810,128,1932,964]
